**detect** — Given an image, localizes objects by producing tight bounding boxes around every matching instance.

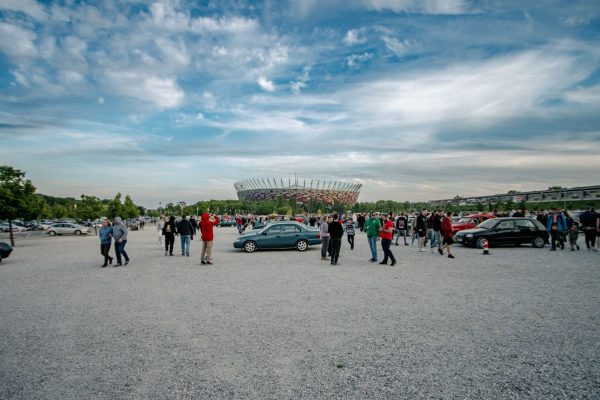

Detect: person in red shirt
[440,211,455,259]
[379,213,396,266]
[200,212,220,265]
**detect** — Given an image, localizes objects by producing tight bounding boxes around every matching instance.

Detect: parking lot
[1,226,599,399]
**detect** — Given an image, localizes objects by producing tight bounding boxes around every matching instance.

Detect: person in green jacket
[364,212,381,262]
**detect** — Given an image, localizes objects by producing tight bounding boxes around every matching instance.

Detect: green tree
[78,195,105,234]
[123,195,140,219]
[107,193,123,218]
[0,166,38,246]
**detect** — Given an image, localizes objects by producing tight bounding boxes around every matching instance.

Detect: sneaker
[321,257,327,261]
[448,254,455,259]
[395,243,399,246]
[577,245,580,250]
[165,251,168,256]
[186,254,190,257]
[115,263,122,267]
[390,261,396,266]
[438,249,443,256]
[420,248,426,252]
[206,261,213,265]
[404,243,409,246]
[379,261,387,265]
[369,258,377,262]
[571,248,575,251]
[201,260,206,265]
[109,257,113,265]
[169,253,173,256]
[124,260,129,265]
[101,264,107,268]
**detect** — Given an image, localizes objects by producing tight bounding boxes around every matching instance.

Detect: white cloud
[363,0,469,14]
[0,0,46,21]
[290,65,311,94]
[381,35,414,56]
[344,29,366,45]
[106,72,185,109]
[0,22,37,59]
[346,52,373,67]
[257,76,276,92]
[565,85,600,104]
[98,97,105,104]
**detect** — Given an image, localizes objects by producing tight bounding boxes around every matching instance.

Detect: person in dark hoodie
[328,213,344,266]
[112,217,130,266]
[163,216,177,256]
[177,215,196,257]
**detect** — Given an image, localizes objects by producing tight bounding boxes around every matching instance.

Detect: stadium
[234,178,362,205]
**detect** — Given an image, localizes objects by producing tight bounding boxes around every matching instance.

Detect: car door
[279,224,302,247]
[515,219,536,243]
[492,220,517,245]
[260,225,282,248]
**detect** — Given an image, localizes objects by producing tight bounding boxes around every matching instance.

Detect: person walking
[328,214,344,265]
[163,216,176,256]
[364,212,381,262]
[394,213,408,246]
[177,215,195,257]
[410,212,419,245]
[379,213,396,266]
[200,212,220,264]
[579,207,598,251]
[431,210,443,253]
[112,217,130,266]
[546,207,567,251]
[568,222,580,251]
[99,218,113,267]
[157,216,165,246]
[416,209,428,252]
[345,217,355,250]
[319,216,331,261]
[440,211,455,258]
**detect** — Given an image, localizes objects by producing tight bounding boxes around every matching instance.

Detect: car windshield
[457,217,471,223]
[477,219,497,229]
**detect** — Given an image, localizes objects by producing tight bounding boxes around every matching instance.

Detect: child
[568,222,580,251]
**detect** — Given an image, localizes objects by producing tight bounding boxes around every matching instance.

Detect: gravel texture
[1,226,599,399]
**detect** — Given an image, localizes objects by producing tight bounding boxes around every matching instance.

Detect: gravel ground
[1,226,599,399]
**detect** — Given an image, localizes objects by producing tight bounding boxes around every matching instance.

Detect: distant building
[429,185,600,207]
[234,177,362,205]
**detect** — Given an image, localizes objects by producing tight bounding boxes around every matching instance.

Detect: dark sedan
[455,217,548,248]
[233,221,321,253]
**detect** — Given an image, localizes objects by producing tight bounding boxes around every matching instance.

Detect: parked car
[219,217,236,227]
[233,221,321,253]
[47,223,90,236]
[454,217,548,248]
[0,222,27,232]
[452,213,496,235]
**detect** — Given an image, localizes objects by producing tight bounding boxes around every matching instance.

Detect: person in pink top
[200,213,220,265]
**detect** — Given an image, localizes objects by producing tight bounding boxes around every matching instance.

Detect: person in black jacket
[328,214,344,265]
[416,209,428,252]
[580,207,599,251]
[162,216,177,256]
[177,215,196,257]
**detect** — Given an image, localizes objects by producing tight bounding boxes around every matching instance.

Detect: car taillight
[316,234,320,238]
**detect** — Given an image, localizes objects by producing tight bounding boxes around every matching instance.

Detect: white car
[0,223,27,232]
[47,223,90,236]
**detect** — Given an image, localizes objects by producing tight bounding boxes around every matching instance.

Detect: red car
[452,214,496,235]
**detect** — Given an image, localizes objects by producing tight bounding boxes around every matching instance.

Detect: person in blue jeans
[112,217,130,266]
[364,212,381,262]
[177,215,196,257]
[99,219,114,267]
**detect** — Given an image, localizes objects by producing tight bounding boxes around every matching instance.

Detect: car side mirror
[262,231,268,235]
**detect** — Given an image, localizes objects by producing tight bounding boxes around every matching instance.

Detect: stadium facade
[234,178,362,205]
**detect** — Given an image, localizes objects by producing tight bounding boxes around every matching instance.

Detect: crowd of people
[97,207,600,268]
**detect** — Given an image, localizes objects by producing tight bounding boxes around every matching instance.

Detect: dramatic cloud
[0,0,599,205]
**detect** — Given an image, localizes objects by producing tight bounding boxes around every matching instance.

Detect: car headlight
[465,234,473,238]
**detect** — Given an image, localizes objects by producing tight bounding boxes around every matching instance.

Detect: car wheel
[244,241,257,253]
[48,231,56,236]
[476,237,488,249]
[74,230,82,235]
[532,237,545,248]
[296,239,309,252]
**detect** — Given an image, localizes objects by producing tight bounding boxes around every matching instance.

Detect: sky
[1,0,599,207]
